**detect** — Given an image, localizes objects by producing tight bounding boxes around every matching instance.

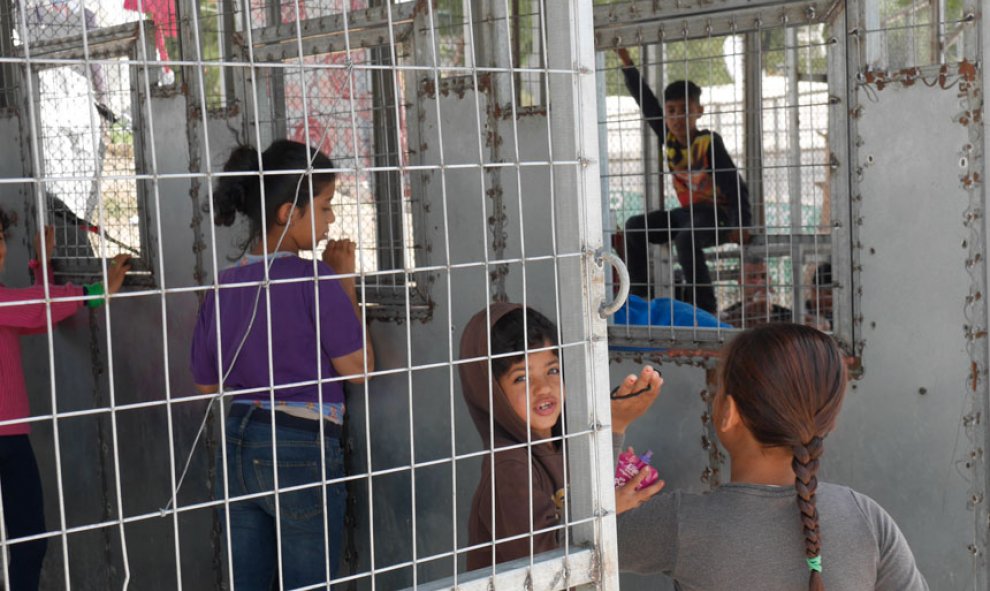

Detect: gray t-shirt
[614,437,928,590]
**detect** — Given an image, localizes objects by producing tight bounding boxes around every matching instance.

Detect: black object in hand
[610,384,653,400]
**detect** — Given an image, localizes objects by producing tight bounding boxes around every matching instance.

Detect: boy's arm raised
[616,49,666,140]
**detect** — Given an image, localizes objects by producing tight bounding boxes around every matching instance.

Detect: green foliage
[198,0,225,111]
[602,39,732,98]
[434,0,466,68]
[109,120,133,145]
[663,38,733,86]
[603,24,829,99]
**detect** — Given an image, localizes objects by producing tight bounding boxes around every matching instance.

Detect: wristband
[83,282,106,308]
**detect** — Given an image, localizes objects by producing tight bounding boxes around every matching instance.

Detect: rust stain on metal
[480,72,508,302]
[863,62,977,92]
[612,347,860,376]
[409,0,430,18]
[418,78,436,99]
[898,67,919,87]
[419,73,493,101]
[700,373,725,489]
[476,73,493,94]
[958,59,977,82]
[962,172,983,188]
[501,105,548,120]
[664,348,721,360]
[485,126,503,149]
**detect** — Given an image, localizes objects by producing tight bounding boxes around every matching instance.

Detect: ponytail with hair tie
[211,140,337,255]
[213,145,261,227]
[793,435,826,591]
[721,324,847,591]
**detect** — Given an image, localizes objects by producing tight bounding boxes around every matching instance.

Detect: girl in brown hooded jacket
[460,304,662,571]
[460,304,565,570]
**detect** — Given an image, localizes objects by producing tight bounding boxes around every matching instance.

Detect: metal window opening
[243,1,423,310]
[595,0,845,353]
[17,23,159,283]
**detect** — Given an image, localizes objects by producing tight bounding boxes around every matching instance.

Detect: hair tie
[806,555,822,573]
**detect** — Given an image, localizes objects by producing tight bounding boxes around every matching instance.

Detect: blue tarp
[613,295,732,329]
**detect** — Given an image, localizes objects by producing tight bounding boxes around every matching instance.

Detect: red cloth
[122,0,176,73]
[122,0,177,37]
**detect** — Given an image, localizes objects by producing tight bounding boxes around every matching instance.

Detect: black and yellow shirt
[622,65,752,226]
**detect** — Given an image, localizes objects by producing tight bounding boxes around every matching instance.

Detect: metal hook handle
[596,249,630,319]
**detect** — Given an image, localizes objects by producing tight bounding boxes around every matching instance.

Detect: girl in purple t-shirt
[190,140,374,589]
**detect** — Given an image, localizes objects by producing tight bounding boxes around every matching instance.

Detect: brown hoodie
[459,304,566,571]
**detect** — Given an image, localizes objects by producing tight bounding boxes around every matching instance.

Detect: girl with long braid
[612,324,928,590]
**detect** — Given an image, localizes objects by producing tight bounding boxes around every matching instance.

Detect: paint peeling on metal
[957,48,989,574]
[482,72,508,302]
[417,73,492,101]
[609,349,719,369]
[700,370,725,489]
[182,86,222,583]
[862,60,980,93]
[87,309,118,587]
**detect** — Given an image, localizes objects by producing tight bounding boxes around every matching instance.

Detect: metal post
[786,26,802,316]
[744,31,764,228]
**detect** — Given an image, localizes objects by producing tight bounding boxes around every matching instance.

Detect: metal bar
[371,45,403,274]
[0,0,16,107]
[594,0,834,48]
[786,26,803,317]
[12,21,146,59]
[547,0,618,588]
[399,547,597,591]
[594,0,837,26]
[73,0,132,584]
[745,31,765,228]
[973,4,990,589]
[831,0,856,353]
[248,2,417,59]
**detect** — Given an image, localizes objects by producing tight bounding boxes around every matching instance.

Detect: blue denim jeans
[217,409,346,591]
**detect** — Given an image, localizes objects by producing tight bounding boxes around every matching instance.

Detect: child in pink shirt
[0,208,129,589]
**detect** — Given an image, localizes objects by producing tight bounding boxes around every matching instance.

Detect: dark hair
[664,80,702,103]
[0,208,12,232]
[719,324,848,591]
[813,263,832,287]
[490,307,559,379]
[213,139,337,249]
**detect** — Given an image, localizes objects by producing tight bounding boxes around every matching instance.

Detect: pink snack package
[614,448,660,490]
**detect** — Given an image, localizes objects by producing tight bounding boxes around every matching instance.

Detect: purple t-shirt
[190,254,364,405]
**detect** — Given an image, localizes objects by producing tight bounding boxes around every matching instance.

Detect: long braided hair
[719,324,847,591]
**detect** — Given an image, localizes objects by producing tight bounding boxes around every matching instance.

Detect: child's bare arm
[611,366,662,434]
[322,240,375,382]
[323,239,360,316]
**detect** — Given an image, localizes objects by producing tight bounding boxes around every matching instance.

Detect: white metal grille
[37,57,143,263]
[0,0,617,590]
[596,7,839,345]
